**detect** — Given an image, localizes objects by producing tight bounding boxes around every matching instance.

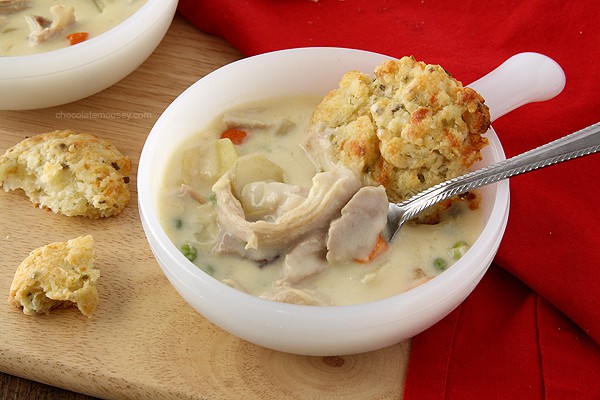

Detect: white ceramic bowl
[138,47,511,356]
[0,0,178,110]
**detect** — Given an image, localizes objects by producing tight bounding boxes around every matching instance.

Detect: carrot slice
[220,128,248,145]
[355,235,389,263]
[66,32,89,46]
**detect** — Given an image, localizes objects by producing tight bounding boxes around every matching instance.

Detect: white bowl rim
[138,46,510,329]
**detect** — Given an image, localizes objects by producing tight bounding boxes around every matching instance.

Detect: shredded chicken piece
[260,284,330,306]
[178,184,206,204]
[212,167,362,261]
[26,4,75,46]
[222,111,271,130]
[278,233,328,285]
[91,0,105,12]
[223,110,295,135]
[222,278,248,293]
[0,0,29,15]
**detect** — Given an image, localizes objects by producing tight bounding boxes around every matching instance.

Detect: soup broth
[158,96,484,306]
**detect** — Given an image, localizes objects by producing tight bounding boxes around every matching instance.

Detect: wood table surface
[0,14,410,400]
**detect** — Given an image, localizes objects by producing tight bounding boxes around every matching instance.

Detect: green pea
[203,264,216,276]
[173,218,183,229]
[180,244,197,262]
[448,241,470,260]
[433,257,448,271]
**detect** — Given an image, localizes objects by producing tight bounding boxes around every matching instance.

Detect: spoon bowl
[386,122,600,241]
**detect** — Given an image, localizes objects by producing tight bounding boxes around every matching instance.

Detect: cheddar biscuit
[306,56,490,222]
[9,235,99,318]
[0,129,131,218]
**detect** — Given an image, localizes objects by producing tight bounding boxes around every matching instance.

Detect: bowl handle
[467,52,566,122]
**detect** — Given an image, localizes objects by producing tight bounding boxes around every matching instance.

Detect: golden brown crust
[8,235,99,318]
[0,129,131,218]
[308,56,491,222]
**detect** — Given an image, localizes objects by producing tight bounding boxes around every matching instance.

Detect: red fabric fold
[177,1,600,398]
[405,266,600,400]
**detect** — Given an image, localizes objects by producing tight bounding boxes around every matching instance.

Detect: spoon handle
[396,121,600,223]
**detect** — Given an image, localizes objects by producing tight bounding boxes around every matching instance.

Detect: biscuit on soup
[306,56,490,222]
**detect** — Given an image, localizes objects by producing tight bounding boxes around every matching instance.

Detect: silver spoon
[384,121,600,241]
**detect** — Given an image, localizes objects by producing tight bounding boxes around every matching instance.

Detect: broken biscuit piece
[9,235,99,318]
[0,129,131,218]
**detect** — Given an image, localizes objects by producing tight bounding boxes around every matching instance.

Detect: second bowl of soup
[0,0,178,110]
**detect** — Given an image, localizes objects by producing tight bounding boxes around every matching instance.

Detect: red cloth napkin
[177,1,600,398]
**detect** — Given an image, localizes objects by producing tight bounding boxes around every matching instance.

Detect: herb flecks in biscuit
[0,129,131,218]
[306,56,491,223]
[9,235,100,318]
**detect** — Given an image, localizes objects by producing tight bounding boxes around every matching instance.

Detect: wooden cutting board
[0,15,409,399]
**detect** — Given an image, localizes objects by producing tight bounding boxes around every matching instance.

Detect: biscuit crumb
[8,235,99,318]
[0,129,131,218]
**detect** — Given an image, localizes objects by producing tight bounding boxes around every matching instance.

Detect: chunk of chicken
[223,109,295,135]
[0,0,30,15]
[26,4,75,46]
[178,183,206,204]
[278,233,328,285]
[222,110,270,130]
[326,185,389,263]
[260,284,329,306]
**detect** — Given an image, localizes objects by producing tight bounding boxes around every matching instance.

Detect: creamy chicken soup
[0,0,146,56]
[158,96,484,306]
